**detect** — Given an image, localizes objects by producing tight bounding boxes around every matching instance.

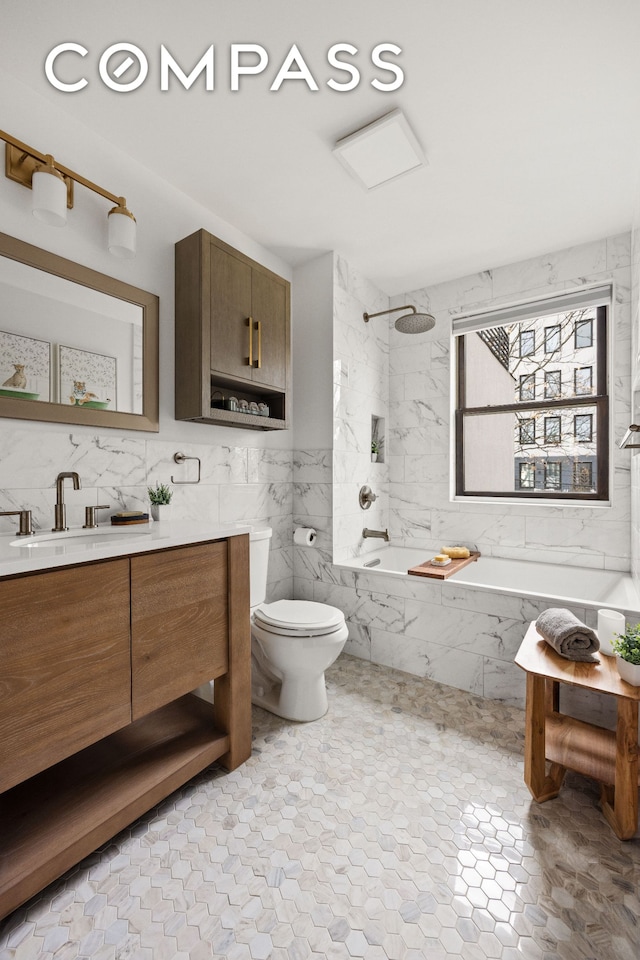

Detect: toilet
[250,527,348,722]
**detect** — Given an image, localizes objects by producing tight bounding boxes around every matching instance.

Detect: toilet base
[252,673,329,722]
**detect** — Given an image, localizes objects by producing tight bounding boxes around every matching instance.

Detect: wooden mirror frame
[0,231,159,432]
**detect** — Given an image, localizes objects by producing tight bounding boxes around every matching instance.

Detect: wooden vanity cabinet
[0,559,131,795]
[0,534,251,921]
[175,229,290,429]
[131,542,229,719]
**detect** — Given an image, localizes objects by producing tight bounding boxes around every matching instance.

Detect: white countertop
[0,520,251,579]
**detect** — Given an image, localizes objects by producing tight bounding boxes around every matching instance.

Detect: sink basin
[10,527,151,552]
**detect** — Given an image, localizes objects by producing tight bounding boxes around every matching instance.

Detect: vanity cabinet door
[0,559,131,793]
[130,542,229,720]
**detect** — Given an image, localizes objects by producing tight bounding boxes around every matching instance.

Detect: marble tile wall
[0,426,294,600]
[389,233,633,569]
[332,255,391,562]
[630,216,640,590]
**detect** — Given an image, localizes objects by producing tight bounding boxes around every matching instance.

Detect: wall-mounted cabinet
[175,229,290,429]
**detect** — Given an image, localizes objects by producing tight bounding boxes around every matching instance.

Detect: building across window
[575,413,593,442]
[575,317,593,348]
[519,463,535,488]
[519,374,535,401]
[544,370,561,399]
[519,330,535,357]
[544,461,561,489]
[544,325,560,353]
[574,366,592,395]
[454,285,610,500]
[519,419,535,445]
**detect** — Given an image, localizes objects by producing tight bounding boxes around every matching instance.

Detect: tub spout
[362,527,390,542]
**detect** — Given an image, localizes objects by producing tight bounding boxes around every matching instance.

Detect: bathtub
[342,546,640,616]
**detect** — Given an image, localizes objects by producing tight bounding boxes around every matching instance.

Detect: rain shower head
[362,304,435,334]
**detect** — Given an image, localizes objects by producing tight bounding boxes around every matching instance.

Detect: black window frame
[544,324,560,353]
[572,461,593,491]
[574,366,593,395]
[544,370,561,399]
[455,303,609,501]
[544,461,562,490]
[519,330,535,357]
[518,418,536,445]
[574,412,593,442]
[519,374,535,401]
[544,416,561,445]
[575,317,593,348]
[518,462,535,489]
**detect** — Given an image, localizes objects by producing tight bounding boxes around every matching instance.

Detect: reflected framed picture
[58,345,117,410]
[0,330,51,401]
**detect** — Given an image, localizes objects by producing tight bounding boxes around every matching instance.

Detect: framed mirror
[0,231,158,431]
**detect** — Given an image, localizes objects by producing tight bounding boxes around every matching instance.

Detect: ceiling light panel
[333,109,427,190]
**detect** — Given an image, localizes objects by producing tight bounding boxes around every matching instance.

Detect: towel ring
[171,451,201,484]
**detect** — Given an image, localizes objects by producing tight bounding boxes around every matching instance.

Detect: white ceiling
[2,0,640,294]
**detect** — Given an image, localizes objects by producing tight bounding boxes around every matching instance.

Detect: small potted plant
[147,481,173,522]
[371,439,380,463]
[612,623,640,686]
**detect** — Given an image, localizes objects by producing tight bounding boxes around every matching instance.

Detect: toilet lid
[254,599,345,633]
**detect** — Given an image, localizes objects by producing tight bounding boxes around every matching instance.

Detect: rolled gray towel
[535,608,600,662]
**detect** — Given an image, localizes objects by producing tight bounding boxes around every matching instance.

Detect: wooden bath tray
[408,551,480,580]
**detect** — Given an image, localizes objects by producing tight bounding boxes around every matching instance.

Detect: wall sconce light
[1,128,136,259]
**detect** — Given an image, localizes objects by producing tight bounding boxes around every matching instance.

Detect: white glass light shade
[108,205,136,259]
[32,165,67,226]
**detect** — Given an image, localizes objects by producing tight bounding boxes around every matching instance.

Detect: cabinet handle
[255,319,262,368]
[246,316,253,366]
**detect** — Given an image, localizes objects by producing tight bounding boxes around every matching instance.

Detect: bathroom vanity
[0,523,251,920]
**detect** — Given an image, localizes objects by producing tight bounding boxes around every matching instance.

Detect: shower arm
[363,305,417,323]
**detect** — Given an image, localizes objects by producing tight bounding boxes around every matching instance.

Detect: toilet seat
[253,599,345,637]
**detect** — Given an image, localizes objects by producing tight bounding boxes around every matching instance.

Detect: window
[454,285,610,500]
[544,462,561,490]
[572,462,593,491]
[544,370,561,399]
[575,317,593,348]
[519,463,535,488]
[575,413,593,442]
[519,374,535,401]
[574,366,592,395]
[544,325,560,353]
[544,416,561,444]
[519,330,535,357]
[519,419,535,444]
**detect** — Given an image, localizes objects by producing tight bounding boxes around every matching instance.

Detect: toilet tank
[249,527,272,607]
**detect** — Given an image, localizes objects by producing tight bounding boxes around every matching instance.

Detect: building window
[575,413,593,442]
[544,370,561,399]
[572,462,593,491]
[544,462,561,490]
[454,288,609,500]
[574,366,592,395]
[575,317,593,348]
[519,374,535,401]
[518,330,535,357]
[544,416,561,444]
[519,463,535,488]
[544,325,560,353]
[519,419,536,445]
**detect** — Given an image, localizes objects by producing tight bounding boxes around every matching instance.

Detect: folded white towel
[536,608,600,662]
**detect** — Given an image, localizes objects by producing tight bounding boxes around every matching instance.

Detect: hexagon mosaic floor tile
[1,655,638,959]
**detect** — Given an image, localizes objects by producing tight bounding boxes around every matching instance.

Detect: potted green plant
[612,623,640,686]
[147,481,173,522]
[371,439,380,463]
